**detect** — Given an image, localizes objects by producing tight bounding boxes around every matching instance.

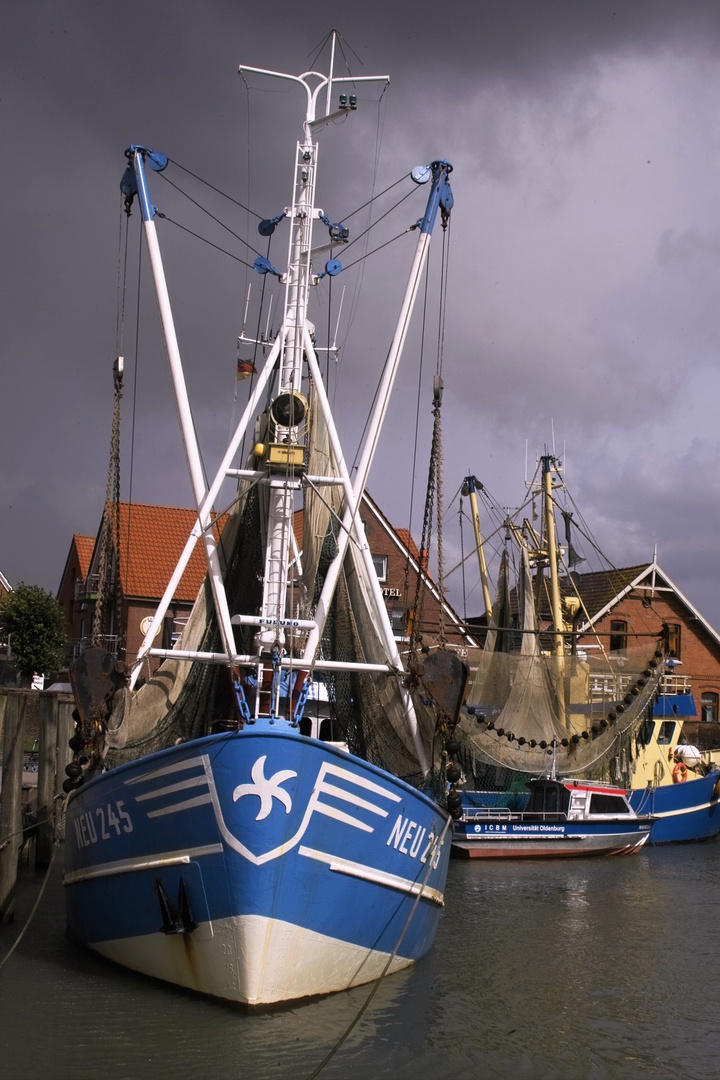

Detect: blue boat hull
[64,730,450,1006]
[628,770,720,844]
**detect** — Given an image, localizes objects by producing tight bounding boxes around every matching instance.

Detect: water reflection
[2,845,720,1079]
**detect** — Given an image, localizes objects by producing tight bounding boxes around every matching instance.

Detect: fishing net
[103,380,440,791]
[103,484,263,767]
[458,640,665,789]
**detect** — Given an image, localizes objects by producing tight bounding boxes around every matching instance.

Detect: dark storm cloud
[3,0,720,628]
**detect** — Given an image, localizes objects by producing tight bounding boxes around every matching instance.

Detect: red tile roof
[73,535,95,581]
[117,503,226,602]
[291,504,421,562]
[110,496,412,603]
[395,527,421,562]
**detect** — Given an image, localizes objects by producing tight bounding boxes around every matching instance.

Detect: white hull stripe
[124,755,206,784]
[63,843,223,885]
[135,775,209,800]
[652,800,716,819]
[147,793,214,817]
[298,845,445,906]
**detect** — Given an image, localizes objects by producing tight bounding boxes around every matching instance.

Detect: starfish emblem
[233,755,297,820]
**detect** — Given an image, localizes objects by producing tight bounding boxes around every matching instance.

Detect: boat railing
[589,673,632,701]
[65,634,119,663]
[463,806,514,821]
[462,807,567,823]
[659,673,692,695]
[588,671,689,700]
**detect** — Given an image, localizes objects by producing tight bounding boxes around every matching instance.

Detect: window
[372,554,388,582]
[657,720,676,745]
[391,608,406,634]
[702,692,719,723]
[666,623,681,659]
[609,619,628,654]
[589,793,630,815]
[636,718,656,746]
[528,784,569,815]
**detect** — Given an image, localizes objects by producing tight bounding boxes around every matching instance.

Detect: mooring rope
[0,843,58,972]
[305,813,451,1079]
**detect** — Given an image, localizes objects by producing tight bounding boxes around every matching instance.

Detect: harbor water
[1,841,719,1080]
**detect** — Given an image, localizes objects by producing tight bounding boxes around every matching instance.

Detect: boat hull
[451,819,651,859]
[628,770,720,844]
[63,730,450,1007]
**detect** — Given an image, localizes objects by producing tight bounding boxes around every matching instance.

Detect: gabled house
[58,495,475,674]
[57,504,223,670]
[566,559,720,744]
[57,534,95,648]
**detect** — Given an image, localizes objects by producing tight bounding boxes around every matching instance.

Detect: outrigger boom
[122,55,453,766]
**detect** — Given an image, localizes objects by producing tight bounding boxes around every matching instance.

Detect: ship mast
[541,455,565,657]
[122,39,455,774]
[462,475,493,623]
[239,40,392,658]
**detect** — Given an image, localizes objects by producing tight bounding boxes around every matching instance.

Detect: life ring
[672,762,688,784]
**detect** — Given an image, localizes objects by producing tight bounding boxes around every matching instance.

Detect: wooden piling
[36,691,76,863]
[0,691,26,921]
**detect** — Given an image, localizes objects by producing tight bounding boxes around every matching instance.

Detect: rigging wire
[115,199,130,356]
[409,219,453,655]
[339,173,408,224]
[154,213,257,271]
[404,254,431,614]
[166,157,262,220]
[157,169,264,260]
[339,187,419,262]
[331,89,389,418]
[305,815,451,1080]
[0,844,58,973]
[459,494,467,621]
[125,214,144,602]
[307,27,364,76]
[340,224,419,272]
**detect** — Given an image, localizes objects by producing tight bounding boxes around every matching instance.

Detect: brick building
[567,559,720,741]
[57,504,220,670]
[57,494,475,673]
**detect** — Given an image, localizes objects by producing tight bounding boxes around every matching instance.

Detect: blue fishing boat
[454,457,720,846]
[628,725,720,843]
[63,37,458,1008]
[628,772,720,844]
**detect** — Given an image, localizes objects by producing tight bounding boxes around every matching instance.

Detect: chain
[92,363,124,650]
[409,382,447,661]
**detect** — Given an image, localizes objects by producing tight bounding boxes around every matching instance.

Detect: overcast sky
[3,0,720,631]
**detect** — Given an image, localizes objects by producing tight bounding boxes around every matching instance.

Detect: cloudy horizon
[3,1,720,630]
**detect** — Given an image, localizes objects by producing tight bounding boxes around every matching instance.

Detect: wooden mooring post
[36,691,75,865]
[0,690,26,922]
[0,688,76,918]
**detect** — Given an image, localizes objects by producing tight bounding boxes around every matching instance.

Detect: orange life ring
[672,762,688,784]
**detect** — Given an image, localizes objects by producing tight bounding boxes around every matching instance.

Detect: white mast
[125,42,455,773]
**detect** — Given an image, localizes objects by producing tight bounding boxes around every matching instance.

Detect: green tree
[0,583,66,682]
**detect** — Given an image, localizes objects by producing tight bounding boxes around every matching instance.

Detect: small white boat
[451,777,652,859]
